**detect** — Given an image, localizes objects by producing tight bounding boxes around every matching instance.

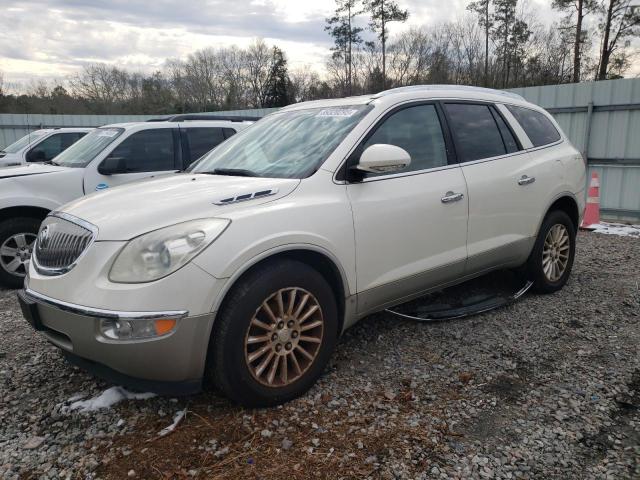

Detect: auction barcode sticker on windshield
[97,129,119,137]
[316,108,359,117]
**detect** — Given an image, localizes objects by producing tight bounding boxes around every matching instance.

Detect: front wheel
[207,259,338,407]
[0,218,40,289]
[526,210,576,294]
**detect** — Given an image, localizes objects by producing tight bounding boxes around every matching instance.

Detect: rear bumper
[18,288,214,393]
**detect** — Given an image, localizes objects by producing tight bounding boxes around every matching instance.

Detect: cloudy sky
[0,0,613,87]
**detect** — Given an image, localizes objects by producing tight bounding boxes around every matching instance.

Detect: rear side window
[106,128,176,173]
[60,132,87,149]
[444,103,507,162]
[361,104,448,176]
[506,105,561,147]
[183,128,226,164]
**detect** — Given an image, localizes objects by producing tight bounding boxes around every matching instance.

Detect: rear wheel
[207,259,338,407]
[0,218,40,289]
[526,210,576,294]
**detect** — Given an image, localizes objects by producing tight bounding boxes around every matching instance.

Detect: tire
[207,259,338,407]
[0,217,41,289]
[526,210,576,294]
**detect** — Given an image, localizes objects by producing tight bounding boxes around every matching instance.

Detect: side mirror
[98,156,127,175]
[355,144,411,174]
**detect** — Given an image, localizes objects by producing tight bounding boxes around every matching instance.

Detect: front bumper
[18,288,215,394]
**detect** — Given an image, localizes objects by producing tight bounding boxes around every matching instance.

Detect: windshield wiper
[42,160,60,166]
[203,168,258,177]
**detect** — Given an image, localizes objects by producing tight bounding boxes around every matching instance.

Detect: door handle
[518,175,536,186]
[441,191,464,203]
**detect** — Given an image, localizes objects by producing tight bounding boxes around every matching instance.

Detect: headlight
[109,218,229,283]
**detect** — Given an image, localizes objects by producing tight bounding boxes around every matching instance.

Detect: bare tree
[363,0,409,88]
[69,64,131,113]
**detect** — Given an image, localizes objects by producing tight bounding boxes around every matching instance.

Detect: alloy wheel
[0,233,37,278]
[244,287,324,387]
[542,224,570,282]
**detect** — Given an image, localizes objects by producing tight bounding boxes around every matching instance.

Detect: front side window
[54,128,124,168]
[190,105,372,179]
[361,104,448,176]
[445,103,508,162]
[26,132,87,162]
[507,105,561,147]
[183,128,226,165]
[2,131,47,154]
[103,128,176,173]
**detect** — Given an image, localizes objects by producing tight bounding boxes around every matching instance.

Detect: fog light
[99,318,178,340]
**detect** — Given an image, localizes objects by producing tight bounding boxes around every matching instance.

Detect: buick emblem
[38,225,51,249]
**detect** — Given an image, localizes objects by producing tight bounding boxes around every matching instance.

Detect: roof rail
[371,85,525,101]
[146,114,262,123]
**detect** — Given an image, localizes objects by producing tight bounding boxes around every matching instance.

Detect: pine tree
[263,47,291,108]
[552,0,598,82]
[325,0,364,96]
[363,0,409,89]
[596,0,639,80]
[467,0,492,86]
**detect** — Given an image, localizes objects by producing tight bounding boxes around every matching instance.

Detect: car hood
[0,163,69,177]
[61,173,301,240]
[0,152,21,167]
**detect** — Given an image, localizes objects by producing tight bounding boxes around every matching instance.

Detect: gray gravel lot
[1,231,638,479]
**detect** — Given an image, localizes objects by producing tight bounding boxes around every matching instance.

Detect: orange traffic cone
[580,172,600,230]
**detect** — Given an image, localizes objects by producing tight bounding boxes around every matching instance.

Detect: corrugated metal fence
[1,80,639,220]
[509,78,640,222]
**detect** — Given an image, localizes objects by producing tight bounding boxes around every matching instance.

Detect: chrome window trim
[22,288,189,321]
[32,212,99,277]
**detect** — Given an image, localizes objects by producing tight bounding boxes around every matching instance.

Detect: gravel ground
[1,231,638,479]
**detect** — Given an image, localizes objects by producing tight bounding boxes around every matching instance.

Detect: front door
[84,128,180,193]
[346,103,469,315]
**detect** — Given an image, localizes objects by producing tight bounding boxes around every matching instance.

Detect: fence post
[582,101,593,165]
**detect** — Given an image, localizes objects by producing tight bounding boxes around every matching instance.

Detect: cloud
[2,0,635,86]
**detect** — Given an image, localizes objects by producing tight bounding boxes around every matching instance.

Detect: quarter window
[444,103,508,162]
[105,129,176,173]
[361,104,448,176]
[506,105,561,147]
[183,128,226,165]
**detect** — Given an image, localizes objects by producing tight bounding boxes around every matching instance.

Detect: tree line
[0,0,637,115]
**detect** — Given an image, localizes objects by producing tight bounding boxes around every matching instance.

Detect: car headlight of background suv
[109,218,230,283]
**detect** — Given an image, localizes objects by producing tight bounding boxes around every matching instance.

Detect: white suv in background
[20,86,586,406]
[0,128,91,167]
[0,116,253,287]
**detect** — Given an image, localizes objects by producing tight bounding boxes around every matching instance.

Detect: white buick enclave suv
[19,86,586,406]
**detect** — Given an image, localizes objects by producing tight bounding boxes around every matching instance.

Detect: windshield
[190,105,372,178]
[3,131,48,153]
[53,127,124,168]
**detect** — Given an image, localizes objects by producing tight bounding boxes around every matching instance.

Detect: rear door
[83,128,180,193]
[346,102,469,314]
[442,102,556,274]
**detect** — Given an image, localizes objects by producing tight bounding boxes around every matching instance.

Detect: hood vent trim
[213,188,279,206]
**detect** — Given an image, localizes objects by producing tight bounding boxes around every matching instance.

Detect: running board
[385,280,534,322]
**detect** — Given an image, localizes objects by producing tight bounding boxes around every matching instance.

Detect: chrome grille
[33,214,97,275]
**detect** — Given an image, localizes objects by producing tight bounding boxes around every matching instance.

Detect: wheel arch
[545,194,580,231]
[0,205,51,223]
[211,246,351,336]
